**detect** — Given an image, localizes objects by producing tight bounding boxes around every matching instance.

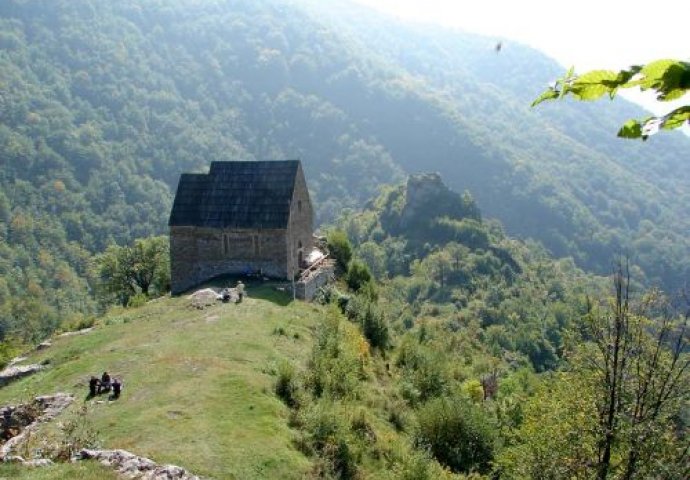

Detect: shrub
[0,340,22,370]
[61,314,96,333]
[304,308,367,400]
[54,405,101,461]
[345,260,372,292]
[302,403,358,480]
[360,303,389,350]
[327,230,353,271]
[387,401,409,432]
[461,379,485,403]
[396,340,449,403]
[415,396,495,474]
[275,360,299,408]
[393,449,451,480]
[127,292,148,308]
[345,295,389,351]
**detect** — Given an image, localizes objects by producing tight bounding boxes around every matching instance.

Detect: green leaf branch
[533,59,690,139]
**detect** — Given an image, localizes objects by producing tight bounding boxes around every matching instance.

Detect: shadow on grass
[249,285,293,306]
[187,274,294,307]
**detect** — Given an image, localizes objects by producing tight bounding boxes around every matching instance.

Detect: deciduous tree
[92,236,169,306]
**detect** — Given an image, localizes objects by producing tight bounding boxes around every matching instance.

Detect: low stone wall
[295,264,335,301]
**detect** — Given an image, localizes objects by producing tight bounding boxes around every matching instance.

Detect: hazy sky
[353,0,689,114]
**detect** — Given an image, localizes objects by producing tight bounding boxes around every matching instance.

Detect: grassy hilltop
[0,287,317,479]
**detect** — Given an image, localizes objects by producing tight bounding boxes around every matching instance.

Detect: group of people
[221,280,245,303]
[88,371,122,399]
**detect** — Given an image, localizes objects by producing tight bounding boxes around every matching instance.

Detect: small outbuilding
[168,160,313,295]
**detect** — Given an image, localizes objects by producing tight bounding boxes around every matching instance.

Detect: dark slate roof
[168,160,301,229]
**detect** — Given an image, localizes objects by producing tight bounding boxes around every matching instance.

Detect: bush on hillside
[327,230,353,271]
[396,339,449,403]
[275,360,300,409]
[345,260,372,292]
[430,217,490,250]
[300,403,358,480]
[415,396,495,474]
[345,295,389,351]
[304,309,367,400]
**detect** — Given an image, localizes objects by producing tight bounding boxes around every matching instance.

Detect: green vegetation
[2,0,690,360]
[416,396,495,474]
[328,177,688,478]
[0,287,316,479]
[326,230,353,271]
[0,462,120,480]
[0,1,688,477]
[92,235,170,307]
[534,59,690,139]
[499,264,690,479]
[2,178,687,479]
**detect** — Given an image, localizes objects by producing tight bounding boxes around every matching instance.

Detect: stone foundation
[295,264,335,301]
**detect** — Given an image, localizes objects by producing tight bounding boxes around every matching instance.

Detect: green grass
[0,286,320,479]
[0,462,120,480]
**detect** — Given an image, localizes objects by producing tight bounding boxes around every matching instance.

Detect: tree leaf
[661,106,690,130]
[531,88,559,107]
[638,60,690,101]
[535,59,688,140]
[570,70,620,101]
[617,120,643,139]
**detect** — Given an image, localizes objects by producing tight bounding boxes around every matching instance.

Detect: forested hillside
[3,177,685,479]
[1,0,689,342]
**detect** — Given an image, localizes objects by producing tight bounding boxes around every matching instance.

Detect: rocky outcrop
[2,394,202,478]
[59,327,94,337]
[78,449,201,480]
[0,364,44,387]
[33,393,75,421]
[0,393,74,461]
[403,173,447,214]
[399,173,456,230]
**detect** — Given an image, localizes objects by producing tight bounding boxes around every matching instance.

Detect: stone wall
[170,226,288,294]
[295,264,334,301]
[287,164,314,277]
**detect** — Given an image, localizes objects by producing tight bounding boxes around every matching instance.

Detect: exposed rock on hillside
[78,449,201,480]
[1,393,74,462]
[0,364,45,388]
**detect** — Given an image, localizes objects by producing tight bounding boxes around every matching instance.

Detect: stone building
[168,160,313,294]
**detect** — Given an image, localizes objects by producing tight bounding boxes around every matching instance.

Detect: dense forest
[0,1,689,347]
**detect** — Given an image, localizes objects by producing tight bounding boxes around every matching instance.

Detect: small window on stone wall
[223,234,229,255]
[298,200,302,212]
